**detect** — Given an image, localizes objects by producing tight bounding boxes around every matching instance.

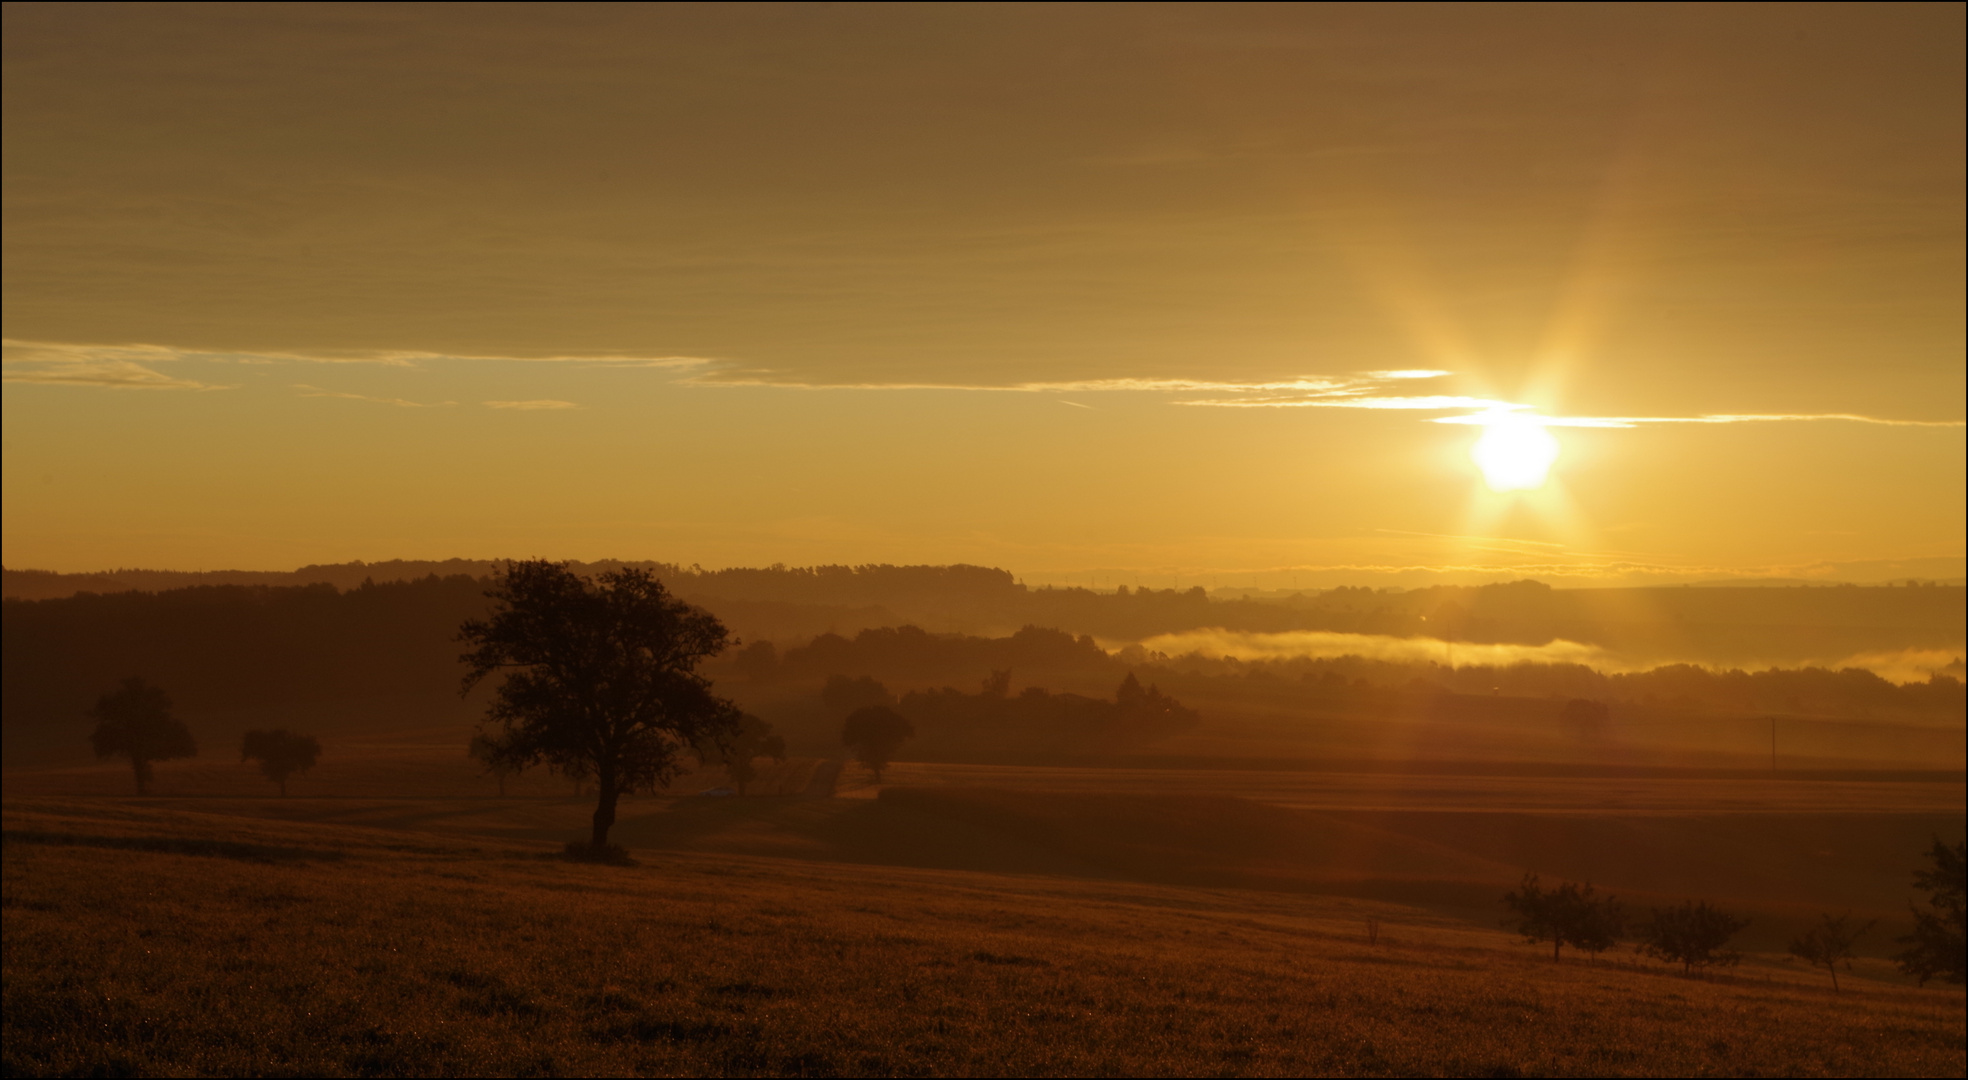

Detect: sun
[1471,415,1559,492]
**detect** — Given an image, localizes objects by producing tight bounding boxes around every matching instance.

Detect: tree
[700,714,785,796]
[1502,873,1623,962]
[842,704,913,783]
[1789,911,1876,992]
[980,669,1011,699]
[239,728,321,796]
[468,733,517,796]
[459,560,744,850]
[1895,837,1966,986]
[87,677,197,795]
[1636,900,1748,975]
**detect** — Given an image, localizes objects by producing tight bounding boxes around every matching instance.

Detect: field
[4,745,1964,1077]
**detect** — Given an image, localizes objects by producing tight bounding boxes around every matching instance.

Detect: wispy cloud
[1430,409,1966,429]
[9,338,1958,429]
[1182,393,1523,411]
[1,340,234,390]
[3,338,718,373]
[294,385,455,408]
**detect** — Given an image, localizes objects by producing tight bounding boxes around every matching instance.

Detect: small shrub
[1636,900,1747,975]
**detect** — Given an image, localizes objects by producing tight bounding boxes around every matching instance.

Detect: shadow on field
[0,829,342,864]
[603,787,1963,952]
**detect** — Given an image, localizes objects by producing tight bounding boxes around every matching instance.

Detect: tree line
[10,578,1957,758]
[1502,839,1966,990]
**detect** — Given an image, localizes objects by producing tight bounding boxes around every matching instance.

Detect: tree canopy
[87,677,197,794]
[240,728,321,796]
[1636,900,1748,975]
[459,560,744,848]
[1502,873,1623,962]
[842,705,913,783]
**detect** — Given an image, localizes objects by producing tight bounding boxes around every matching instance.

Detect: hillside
[5,793,1962,1077]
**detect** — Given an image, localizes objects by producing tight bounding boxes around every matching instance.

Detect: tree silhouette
[459,560,744,849]
[1502,873,1623,962]
[1895,837,1966,986]
[87,677,196,795]
[700,714,785,795]
[980,669,1012,698]
[239,728,321,796]
[1789,911,1875,992]
[1636,900,1748,975]
[842,704,913,783]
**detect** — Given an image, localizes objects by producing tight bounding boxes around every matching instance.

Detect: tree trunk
[590,774,620,848]
[1828,966,1839,993]
[1552,939,1562,962]
[132,756,151,796]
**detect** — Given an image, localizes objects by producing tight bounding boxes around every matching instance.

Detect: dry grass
[5,796,1963,1077]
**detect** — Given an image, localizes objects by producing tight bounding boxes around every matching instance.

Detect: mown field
[5,783,1965,1077]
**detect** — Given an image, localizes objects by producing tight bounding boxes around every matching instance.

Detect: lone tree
[459,560,745,850]
[239,728,321,796]
[1895,837,1966,986]
[1636,900,1749,975]
[700,714,786,796]
[1503,873,1624,962]
[842,704,913,783]
[88,677,197,795]
[1789,911,1876,992]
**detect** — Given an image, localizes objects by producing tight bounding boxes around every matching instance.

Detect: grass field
[5,739,1965,1077]
[5,794,1964,1078]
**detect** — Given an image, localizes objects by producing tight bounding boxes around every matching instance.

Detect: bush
[1636,901,1747,975]
[1502,873,1623,962]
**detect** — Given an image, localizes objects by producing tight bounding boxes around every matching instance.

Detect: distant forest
[4,561,1963,664]
[5,575,1960,766]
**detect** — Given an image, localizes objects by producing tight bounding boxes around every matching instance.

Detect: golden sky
[3,3,1962,582]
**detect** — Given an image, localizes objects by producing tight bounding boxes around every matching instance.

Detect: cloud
[1827,648,1965,686]
[1432,410,1966,429]
[10,338,1958,429]
[1180,393,1525,411]
[1,340,234,390]
[3,338,718,372]
[293,385,455,408]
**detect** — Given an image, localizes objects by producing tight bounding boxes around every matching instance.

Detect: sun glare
[1471,415,1559,492]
